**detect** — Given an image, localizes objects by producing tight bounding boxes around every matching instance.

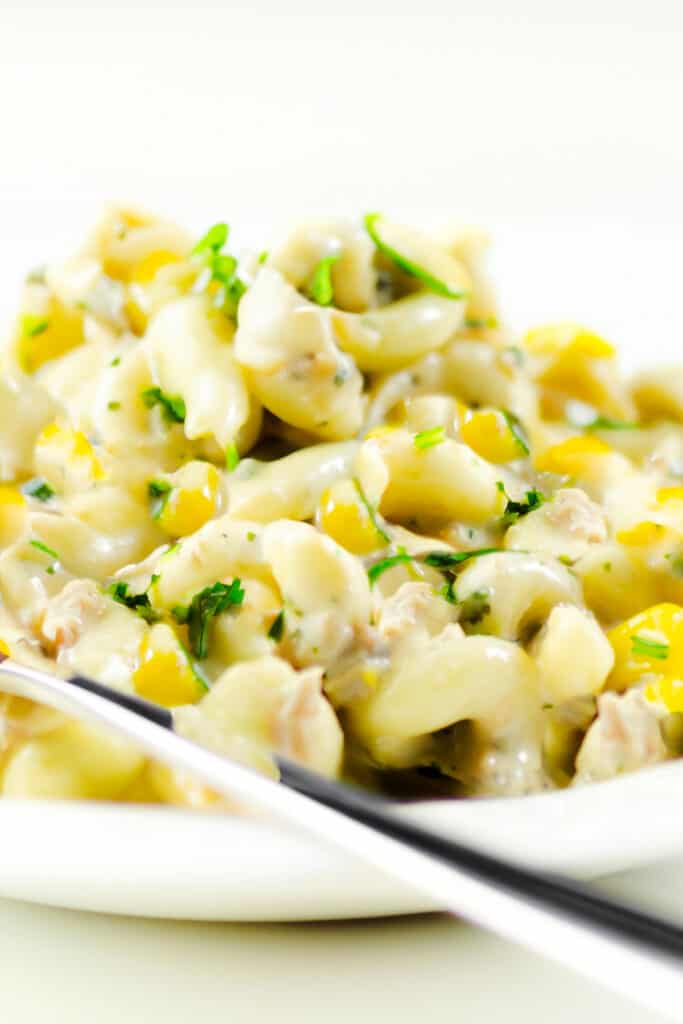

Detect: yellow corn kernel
[644,677,683,713]
[157,462,219,538]
[461,409,527,463]
[35,423,106,490]
[133,625,205,708]
[0,638,9,657]
[657,487,683,505]
[607,603,683,691]
[129,249,181,284]
[317,479,384,555]
[535,435,612,476]
[0,486,27,546]
[523,323,616,358]
[18,297,85,374]
[365,425,398,441]
[616,521,667,547]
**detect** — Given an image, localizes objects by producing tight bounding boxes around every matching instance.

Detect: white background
[1,1,683,1020]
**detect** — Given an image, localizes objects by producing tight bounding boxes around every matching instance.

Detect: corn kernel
[616,521,667,547]
[523,323,616,358]
[133,625,205,707]
[644,677,683,713]
[156,462,219,538]
[0,487,27,546]
[535,435,612,476]
[35,423,106,490]
[657,487,683,505]
[607,603,683,691]
[18,297,85,374]
[461,409,526,463]
[0,638,9,657]
[317,479,384,555]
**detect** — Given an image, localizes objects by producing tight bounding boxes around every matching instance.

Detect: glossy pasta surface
[1,205,682,806]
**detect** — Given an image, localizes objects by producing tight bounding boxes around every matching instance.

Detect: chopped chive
[367,548,413,585]
[499,486,546,526]
[501,410,530,456]
[108,581,159,623]
[225,441,240,472]
[423,548,499,569]
[631,634,669,660]
[258,250,269,265]
[268,609,285,642]
[414,425,446,451]
[364,213,466,300]
[192,222,228,256]
[307,254,340,307]
[586,415,640,431]
[353,479,391,545]
[29,539,59,560]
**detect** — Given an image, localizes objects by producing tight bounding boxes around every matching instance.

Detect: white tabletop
[1,857,680,1024]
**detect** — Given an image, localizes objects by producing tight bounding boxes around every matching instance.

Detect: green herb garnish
[192,222,228,255]
[307,254,340,307]
[499,484,546,526]
[141,387,186,424]
[268,609,285,642]
[172,579,245,659]
[108,581,159,623]
[107,400,121,411]
[353,479,391,545]
[258,250,269,265]
[465,316,498,330]
[148,479,172,520]
[192,221,246,321]
[367,548,414,585]
[225,441,240,472]
[501,411,530,456]
[364,213,466,300]
[423,548,499,569]
[459,589,491,626]
[586,415,640,431]
[21,315,49,338]
[631,634,669,660]
[22,478,55,502]
[29,539,59,560]
[414,426,446,451]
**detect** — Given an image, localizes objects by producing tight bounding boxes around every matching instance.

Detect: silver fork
[0,655,681,1018]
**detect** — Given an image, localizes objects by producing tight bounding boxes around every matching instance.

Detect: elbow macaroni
[0,206,681,805]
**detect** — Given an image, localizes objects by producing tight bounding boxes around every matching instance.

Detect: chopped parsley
[191,221,247,321]
[353,479,391,545]
[498,482,546,526]
[108,581,159,623]
[364,213,466,300]
[631,634,669,661]
[22,478,55,502]
[414,425,446,451]
[148,478,172,519]
[172,579,245,659]
[307,254,340,307]
[141,387,186,424]
[29,539,59,561]
[268,609,286,642]
[501,411,530,456]
[21,314,49,338]
[367,548,414,585]
[225,441,240,472]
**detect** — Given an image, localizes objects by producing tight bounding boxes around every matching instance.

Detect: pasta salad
[1,205,683,806]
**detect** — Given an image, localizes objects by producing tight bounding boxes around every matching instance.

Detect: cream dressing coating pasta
[1,205,683,806]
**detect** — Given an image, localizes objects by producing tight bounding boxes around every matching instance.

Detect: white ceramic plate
[1,219,682,922]
[1,761,683,920]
